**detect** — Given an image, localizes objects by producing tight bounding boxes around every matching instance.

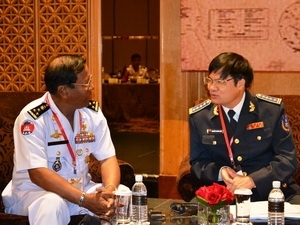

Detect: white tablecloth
[230,201,300,221]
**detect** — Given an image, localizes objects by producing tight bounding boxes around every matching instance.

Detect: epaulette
[189,99,211,115]
[256,93,282,105]
[86,100,99,112]
[27,103,50,120]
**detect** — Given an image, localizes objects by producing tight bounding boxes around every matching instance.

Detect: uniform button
[212,141,217,145]
[234,138,240,144]
[243,172,247,176]
[257,136,262,140]
[56,151,61,156]
[76,149,83,156]
[237,156,243,161]
[282,183,287,188]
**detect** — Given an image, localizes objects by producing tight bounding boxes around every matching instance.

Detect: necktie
[228,110,237,132]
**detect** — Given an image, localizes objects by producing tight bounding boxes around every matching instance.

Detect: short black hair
[44,55,87,94]
[208,52,253,88]
[131,53,141,61]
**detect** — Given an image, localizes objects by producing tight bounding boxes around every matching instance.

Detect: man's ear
[238,79,245,88]
[57,85,68,98]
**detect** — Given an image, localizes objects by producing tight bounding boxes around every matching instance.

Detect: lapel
[234,91,259,135]
[208,91,260,137]
[209,103,236,138]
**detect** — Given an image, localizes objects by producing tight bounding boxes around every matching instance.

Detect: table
[147,198,300,225]
[148,198,197,225]
[102,83,159,122]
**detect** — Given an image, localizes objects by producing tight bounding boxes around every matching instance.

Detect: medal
[47,95,77,175]
[85,155,90,164]
[51,130,62,139]
[67,176,83,190]
[52,157,62,172]
[81,122,87,132]
[84,148,90,163]
[75,132,95,144]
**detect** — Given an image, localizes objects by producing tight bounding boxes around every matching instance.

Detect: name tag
[206,129,223,134]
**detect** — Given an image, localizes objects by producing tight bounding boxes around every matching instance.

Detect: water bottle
[268,181,285,225]
[131,174,148,223]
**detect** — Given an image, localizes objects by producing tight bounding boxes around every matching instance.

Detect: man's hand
[227,175,255,193]
[83,187,116,218]
[221,167,236,187]
[221,167,255,193]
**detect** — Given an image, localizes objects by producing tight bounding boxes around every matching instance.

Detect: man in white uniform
[2,55,121,225]
[121,53,148,82]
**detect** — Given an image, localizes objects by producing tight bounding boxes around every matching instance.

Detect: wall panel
[101,0,114,35]
[146,39,159,70]
[0,0,93,92]
[101,0,159,75]
[102,39,114,74]
[149,0,160,35]
[0,1,35,91]
[115,0,148,35]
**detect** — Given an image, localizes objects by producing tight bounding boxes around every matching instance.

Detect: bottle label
[268,201,284,212]
[132,195,147,206]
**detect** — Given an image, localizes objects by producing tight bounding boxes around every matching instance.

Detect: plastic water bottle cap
[272,181,281,188]
[135,174,143,182]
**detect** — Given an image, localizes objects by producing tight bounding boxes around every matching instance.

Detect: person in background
[121,53,148,82]
[1,55,121,225]
[189,52,300,203]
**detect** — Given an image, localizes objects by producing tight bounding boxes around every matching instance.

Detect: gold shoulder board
[256,93,282,105]
[189,99,211,115]
[87,100,99,112]
[27,103,50,120]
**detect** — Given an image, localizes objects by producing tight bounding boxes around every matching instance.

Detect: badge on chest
[75,132,95,144]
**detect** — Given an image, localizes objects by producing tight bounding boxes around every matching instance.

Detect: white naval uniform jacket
[2,92,115,208]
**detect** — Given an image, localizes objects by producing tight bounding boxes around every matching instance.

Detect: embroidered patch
[247,122,264,130]
[281,114,290,132]
[256,94,282,105]
[87,100,99,112]
[21,120,35,135]
[27,103,49,119]
[189,99,211,115]
[50,130,63,139]
[249,101,255,112]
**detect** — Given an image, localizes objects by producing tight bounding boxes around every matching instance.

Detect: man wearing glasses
[2,55,121,224]
[189,52,300,203]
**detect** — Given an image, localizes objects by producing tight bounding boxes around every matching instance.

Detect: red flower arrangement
[195,183,234,211]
